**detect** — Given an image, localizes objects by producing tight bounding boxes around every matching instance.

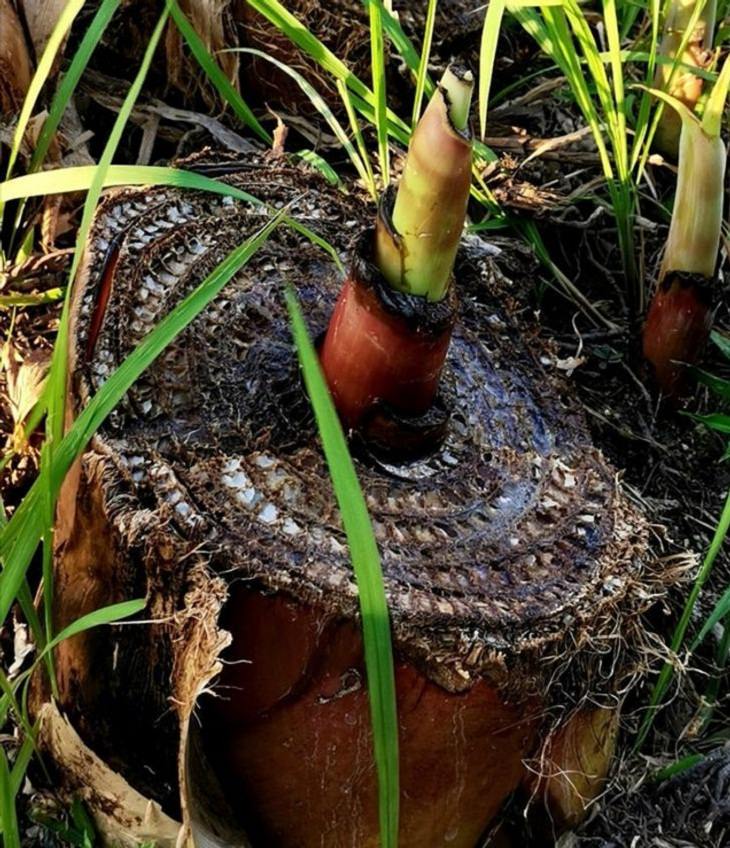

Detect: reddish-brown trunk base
[202,588,539,848]
[643,272,712,396]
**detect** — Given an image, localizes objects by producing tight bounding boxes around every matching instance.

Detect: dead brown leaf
[3,341,50,450]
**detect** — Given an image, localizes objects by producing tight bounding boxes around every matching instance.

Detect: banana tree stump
[48,150,663,847]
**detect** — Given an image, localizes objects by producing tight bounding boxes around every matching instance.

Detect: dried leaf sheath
[0,0,32,116]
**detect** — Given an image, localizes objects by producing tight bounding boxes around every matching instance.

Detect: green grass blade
[690,412,730,434]
[9,733,35,799]
[336,80,377,199]
[602,0,629,176]
[0,212,283,626]
[39,442,57,697]
[246,0,410,139]
[294,149,341,186]
[653,752,704,782]
[691,581,730,649]
[692,366,730,400]
[168,0,270,143]
[3,0,86,183]
[479,0,507,139]
[9,0,123,255]
[561,0,622,166]
[0,165,259,204]
[36,3,171,702]
[367,0,390,182]
[411,0,438,126]
[373,0,424,79]
[286,288,399,848]
[247,0,372,103]
[712,329,730,359]
[512,5,614,178]
[635,486,730,748]
[231,48,371,188]
[65,7,170,293]
[0,290,64,308]
[43,600,146,655]
[630,0,662,167]
[0,165,340,270]
[700,609,730,729]
[600,49,717,82]
[0,746,20,848]
[0,668,35,744]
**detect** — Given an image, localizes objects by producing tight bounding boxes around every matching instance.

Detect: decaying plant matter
[0,0,32,117]
[574,745,730,848]
[39,145,674,847]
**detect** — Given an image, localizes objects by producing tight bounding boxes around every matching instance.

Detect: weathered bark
[46,150,666,846]
[0,0,32,117]
[81,0,487,119]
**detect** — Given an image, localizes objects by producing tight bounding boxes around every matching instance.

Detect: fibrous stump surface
[54,151,652,827]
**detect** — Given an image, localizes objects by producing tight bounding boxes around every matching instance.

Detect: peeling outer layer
[320,221,456,441]
[643,271,713,396]
[44,150,670,844]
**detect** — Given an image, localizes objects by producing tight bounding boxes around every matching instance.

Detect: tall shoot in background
[643,57,730,396]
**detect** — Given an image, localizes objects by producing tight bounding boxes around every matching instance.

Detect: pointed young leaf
[286,288,399,848]
[702,54,730,138]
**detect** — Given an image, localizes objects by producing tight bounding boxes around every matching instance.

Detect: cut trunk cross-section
[46,151,663,848]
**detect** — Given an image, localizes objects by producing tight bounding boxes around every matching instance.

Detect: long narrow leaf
[29,0,122,175]
[9,0,123,255]
[0,166,342,274]
[0,747,20,848]
[231,48,371,188]
[692,581,730,649]
[411,0,438,126]
[45,4,172,466]
[479,0,507,139]
[44,600,147,655]
[336,80,377,199]
[9,733,35,799]
[246,0,410,139]
[368,0,390,182]
[286,288,399,848]
[0,165,258,204]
